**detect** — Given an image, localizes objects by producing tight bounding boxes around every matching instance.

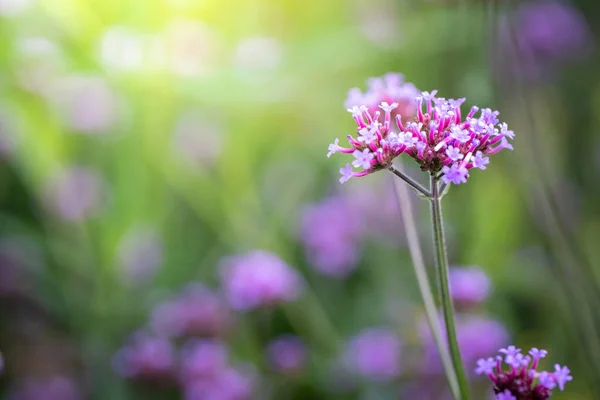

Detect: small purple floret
[476,345,572,399]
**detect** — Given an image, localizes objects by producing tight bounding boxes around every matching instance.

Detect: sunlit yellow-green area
[1,0,599,398]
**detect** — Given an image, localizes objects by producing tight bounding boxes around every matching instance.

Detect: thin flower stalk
[430,174,470,400]
[391,167,459,399]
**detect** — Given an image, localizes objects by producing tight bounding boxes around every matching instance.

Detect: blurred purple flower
[344,73,419,122]
[113,331,175,381]
[266,335,307,375]
[219,250,303,311]
[344,327,402,382]
[7,376,81,400]
[50,75,119,134]
[300,196,363,278]
[0,350,4,374]
[515,1,592,62]
[117,227,163,285]
[420,315,509,375]
[183,367,255,400]
[179,340,229,384]
[496,1,592,82]
[43,167,106,222]
[150,283,232,337]
[173,110,222,168]
[449,266,491,306]
[346,176,412,241]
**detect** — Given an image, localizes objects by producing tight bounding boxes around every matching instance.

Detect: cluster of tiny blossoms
[475,345,572,400]
[328,86,514,185]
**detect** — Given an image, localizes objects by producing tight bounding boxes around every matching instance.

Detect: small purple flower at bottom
[552,364,573,391]
[496,389,516,400]
[475,345,572,399]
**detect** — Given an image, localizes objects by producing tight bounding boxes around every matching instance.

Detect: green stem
[389,165,431,198]
[430,175,470,400]
[390,171,459,399]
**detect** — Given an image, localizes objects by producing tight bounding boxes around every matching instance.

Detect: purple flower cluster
[115,249,302,398]
[344,73,420,122]
[329,79,514,185]
[300,196,363,278]
[179,339,255,400]
[343,327,402,382]
[475,346,572,399]
[115,282,233,383]
[219,250,304,311]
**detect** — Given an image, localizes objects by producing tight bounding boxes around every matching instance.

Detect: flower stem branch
[388,165,431,198]
[390,169,459,399]
[430,174,470,400]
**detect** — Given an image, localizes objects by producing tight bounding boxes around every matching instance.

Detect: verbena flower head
[344,327,402,382]
[219,250,304,311]
[329,78,514,185]
[449,266,491,306]
[344,73,420,122]
[150,283,232,338]
[475,346,572,399]
[266,335,307,375]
